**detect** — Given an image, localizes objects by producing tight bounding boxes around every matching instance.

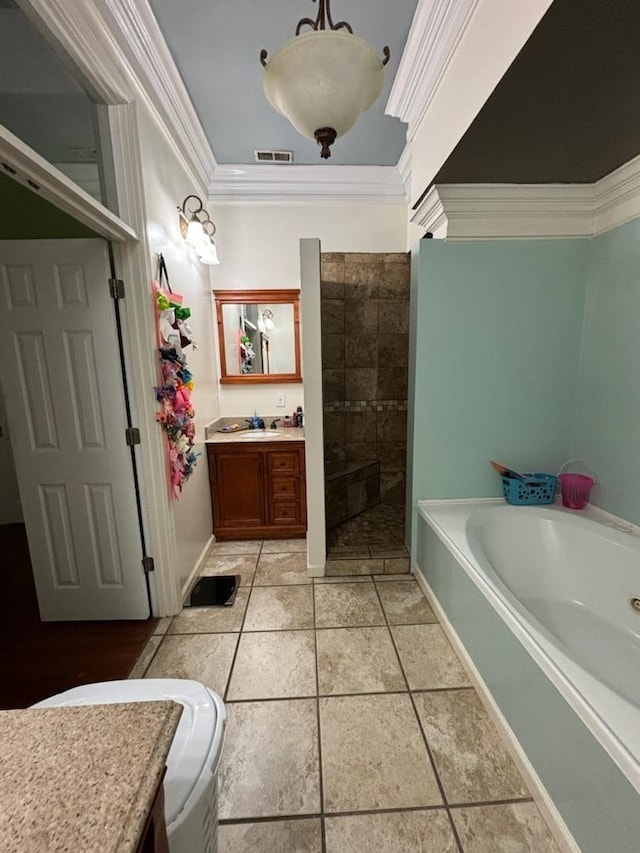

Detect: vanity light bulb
[187,217,206,246]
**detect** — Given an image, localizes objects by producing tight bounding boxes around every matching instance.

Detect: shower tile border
[323,401,408,414]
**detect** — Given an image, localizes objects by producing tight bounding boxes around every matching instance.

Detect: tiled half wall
[321,252,410,507]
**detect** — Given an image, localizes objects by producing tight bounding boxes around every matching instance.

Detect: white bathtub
[418,499,640,792]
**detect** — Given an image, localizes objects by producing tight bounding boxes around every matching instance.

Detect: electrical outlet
[275,392,286,408]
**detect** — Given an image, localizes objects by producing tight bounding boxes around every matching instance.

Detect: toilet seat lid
[32,678,226,825]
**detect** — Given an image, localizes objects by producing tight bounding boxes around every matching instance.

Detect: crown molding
[413,184,595,239]
[19,0,217,193]
[397,145,412,201]
[386,0,480,140]
[209,165,407,205]
[413,185,449,237]
[17,0,133,104]
[411,155,640,240]
[593,153,640,235]
[96,0,217,191]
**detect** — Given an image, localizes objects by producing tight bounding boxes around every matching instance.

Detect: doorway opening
[0,182,156,707]
[320,252,411,566]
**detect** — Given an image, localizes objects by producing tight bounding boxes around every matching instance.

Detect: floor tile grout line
[370,578,466,853]
[217,797,536,828]
[311,582,327,853]
[219,813,322,827]
[448,796,535,810]
[221,685,483,705]
[163,618,441,638]
[222,544,262,703]
[218,802,446,827]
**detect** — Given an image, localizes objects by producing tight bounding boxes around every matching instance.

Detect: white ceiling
[147,0,419,167]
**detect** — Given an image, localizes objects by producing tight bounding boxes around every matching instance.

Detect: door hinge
[109,278,125,299]
[142,556,155,574]
[125,427,141,446]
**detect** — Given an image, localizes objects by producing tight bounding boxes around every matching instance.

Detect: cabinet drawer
[270,479,298,501]
[268,451,299,475]
[269,503,300,525]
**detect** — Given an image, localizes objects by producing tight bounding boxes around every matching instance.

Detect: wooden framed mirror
[213,289,302,384]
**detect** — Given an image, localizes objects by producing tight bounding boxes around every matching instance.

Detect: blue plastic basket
[501,473,558,505]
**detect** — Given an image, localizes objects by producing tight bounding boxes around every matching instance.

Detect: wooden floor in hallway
[0,524,157,709]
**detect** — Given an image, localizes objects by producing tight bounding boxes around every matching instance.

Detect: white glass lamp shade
[263,31,384,149]
[198,241,220,266]
[186,217,206,247]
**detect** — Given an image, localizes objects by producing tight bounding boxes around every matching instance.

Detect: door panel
[213,450,265,528]
[0,239,148,620]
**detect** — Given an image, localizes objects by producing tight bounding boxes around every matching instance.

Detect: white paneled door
[0,239,149,620]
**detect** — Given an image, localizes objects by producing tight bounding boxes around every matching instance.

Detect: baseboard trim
[412,564,581,853]
[180,534,214,607]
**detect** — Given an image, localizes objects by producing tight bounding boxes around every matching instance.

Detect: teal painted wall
[408,224,640,847]
[571,219,640,524]
[408,240,588,519]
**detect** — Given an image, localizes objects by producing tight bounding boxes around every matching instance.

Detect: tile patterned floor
[326,503,408,551]
[133,540,561,853]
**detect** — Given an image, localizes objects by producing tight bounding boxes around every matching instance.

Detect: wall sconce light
[178,194,220,265]
[262,309,275,330]
[258,309,275,333]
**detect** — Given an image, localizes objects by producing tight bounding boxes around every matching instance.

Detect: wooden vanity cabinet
[207,441,306,539]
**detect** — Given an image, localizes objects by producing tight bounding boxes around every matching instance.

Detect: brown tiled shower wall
[321,252,410,507]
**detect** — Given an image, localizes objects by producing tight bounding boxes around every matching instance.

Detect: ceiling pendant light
[260,0,390,160]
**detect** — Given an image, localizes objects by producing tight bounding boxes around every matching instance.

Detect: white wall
[136,104,219,594]
[212,202,408,417]
[299,238,325,574]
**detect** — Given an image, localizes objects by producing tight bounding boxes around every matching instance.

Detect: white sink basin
[238,430,283,439]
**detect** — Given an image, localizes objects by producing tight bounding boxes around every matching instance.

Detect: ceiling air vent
[70,147,97,162]
[254,149,293,164]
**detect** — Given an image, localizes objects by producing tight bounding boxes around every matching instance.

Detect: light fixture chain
[295,0,353,35]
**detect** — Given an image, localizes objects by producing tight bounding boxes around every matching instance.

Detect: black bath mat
[187,575,240,607]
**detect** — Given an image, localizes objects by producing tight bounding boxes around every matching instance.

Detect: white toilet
[33,679,226,853]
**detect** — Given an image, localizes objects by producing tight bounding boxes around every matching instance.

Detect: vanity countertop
[0,701,182,853]
[205,417,305,444]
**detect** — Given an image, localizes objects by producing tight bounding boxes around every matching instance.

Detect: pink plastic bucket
[558,461,596,510]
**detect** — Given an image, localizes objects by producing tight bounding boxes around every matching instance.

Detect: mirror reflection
[214,289,301,384]
[221,302,295,376]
